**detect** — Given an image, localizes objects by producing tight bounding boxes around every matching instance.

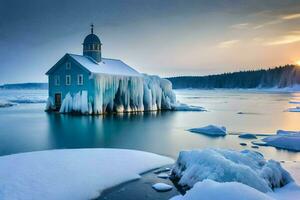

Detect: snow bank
[171,102,206,111]
[170,179,274,200]
[58,74,178,114]
[261,130,300,151]
[0,148,173,200]
[287,107,300,112]
[188,125,226,136]
[170,148,293,193]
[239,133,257,139]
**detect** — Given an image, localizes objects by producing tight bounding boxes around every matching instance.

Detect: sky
[1,0,300,84]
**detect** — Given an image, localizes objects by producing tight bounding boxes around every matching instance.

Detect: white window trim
[77,74,84,85]
[66,62,71,70]
[66,75,71,85]
[54,75,60,86]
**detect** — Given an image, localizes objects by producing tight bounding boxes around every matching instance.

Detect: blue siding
[48,56,92,100]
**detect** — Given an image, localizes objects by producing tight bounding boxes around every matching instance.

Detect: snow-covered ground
[0,149,173,200]
[170,148,300,200]
[188,125,227,136]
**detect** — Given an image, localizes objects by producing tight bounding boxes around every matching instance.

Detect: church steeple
[83,24,102,62]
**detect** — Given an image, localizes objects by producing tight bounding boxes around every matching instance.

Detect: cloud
[217,40,240,48]
[281,13,300,20]
[265,31,300,45]
[253,19,281,29]
[231,23,249,29]
[252,12,300,30]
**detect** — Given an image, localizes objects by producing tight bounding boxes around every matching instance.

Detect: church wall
[48,57,92,102]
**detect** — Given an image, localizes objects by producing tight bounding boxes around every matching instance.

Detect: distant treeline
[167,65,300,89]
[0,83,48,90]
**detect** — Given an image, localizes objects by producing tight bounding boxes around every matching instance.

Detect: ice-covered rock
[188,125,226,136]
[170,148,293,193]
[261,130,300,151]
[239,133,257,139]
[170,179,274,200]
[152,183,173,192]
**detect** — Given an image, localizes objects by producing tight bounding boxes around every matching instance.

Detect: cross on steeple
[91,23,94,34]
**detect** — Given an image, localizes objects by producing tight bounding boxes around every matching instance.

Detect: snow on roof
[69,54,142,77]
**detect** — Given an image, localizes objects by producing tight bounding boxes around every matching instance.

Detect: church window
[54,75,60,86]
[77,74,84,85]
[66,75,71,85]
[66,62,71,70]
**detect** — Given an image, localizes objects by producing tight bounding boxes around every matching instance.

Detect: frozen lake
[0,89,300,162]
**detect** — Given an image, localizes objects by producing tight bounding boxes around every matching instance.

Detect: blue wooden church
[46,25,142,113]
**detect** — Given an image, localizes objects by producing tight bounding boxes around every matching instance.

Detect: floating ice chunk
[239,133,257,139]
[170,148,293,193]
[289,101,300,104]
[0,149,174,200]
[0,100,14,108]
[286,107,300,112]
[171,103,206,112]
[152,183,173,192]
[170,179,274,200]
[261,130,300,151]
[188,125,226,136]
[157,173,169,179]
[276,130,300,136]
[154,167,171,174]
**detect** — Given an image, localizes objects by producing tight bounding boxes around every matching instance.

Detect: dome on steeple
[83,24,102,62]
[83,33,101,45]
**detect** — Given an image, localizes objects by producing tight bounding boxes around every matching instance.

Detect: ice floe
[170,148,293,193]
[260,130,300,151]
[0,149,173,200]
[0,100,14,108]
[157,173,169,179]
[239,133,257,139]
[188,125,226,136]
[152,183,173,192]
[171,103,206,112]
[286,107,300,112]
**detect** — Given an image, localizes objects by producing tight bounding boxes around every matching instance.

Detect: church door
[55,93,62,110]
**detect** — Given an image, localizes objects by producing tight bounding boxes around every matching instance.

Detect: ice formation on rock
[55,75,182,114]
[170,148,293,193]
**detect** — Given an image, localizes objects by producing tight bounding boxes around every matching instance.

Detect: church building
[46,25,175,114]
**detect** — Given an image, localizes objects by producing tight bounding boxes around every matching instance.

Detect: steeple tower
[83,24,102,62]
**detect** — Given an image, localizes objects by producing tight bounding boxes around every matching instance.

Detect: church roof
[69,54,141,77]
